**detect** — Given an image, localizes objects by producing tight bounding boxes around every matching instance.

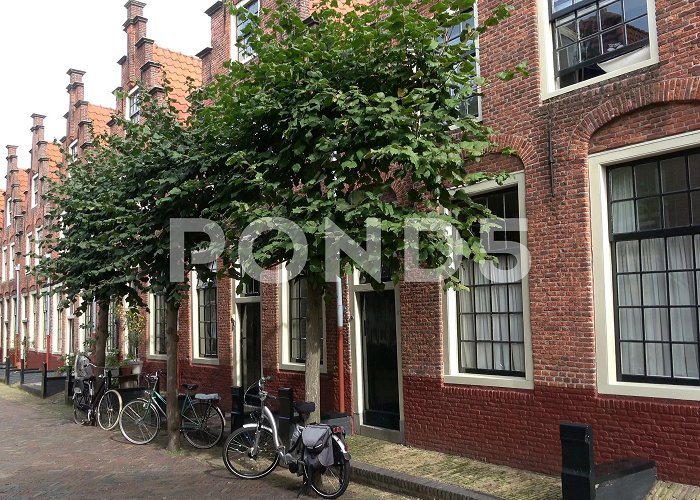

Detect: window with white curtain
[456,187,526,376]
[609,150,700,384]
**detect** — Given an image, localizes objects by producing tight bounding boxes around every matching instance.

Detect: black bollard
[20,358,25,385]
[230,386,244,433]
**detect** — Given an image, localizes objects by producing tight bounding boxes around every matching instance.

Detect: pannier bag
[301,424,334,473]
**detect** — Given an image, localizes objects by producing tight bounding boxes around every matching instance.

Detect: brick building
[1,0,699,488]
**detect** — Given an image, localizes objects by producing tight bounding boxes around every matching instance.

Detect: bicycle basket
[74,353,94,379]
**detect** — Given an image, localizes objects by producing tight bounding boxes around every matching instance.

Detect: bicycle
[118,371,225,448]
[222,376,351,499]
[72,353,123,431]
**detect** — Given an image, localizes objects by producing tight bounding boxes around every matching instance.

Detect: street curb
[351,461,506,500]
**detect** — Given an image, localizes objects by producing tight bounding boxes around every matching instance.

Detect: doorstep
[346,435,700,500]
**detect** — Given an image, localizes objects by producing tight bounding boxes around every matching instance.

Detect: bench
[560,422,656,500]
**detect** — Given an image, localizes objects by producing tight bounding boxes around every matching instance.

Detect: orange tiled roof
[46,143,63,182]
[87,104,114,136]
[153,45,202,117]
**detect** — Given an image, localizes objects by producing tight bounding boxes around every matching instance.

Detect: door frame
[232,278,263,388]
[349,271,404,443]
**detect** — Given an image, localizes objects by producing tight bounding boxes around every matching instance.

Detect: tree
[196,0,526,422]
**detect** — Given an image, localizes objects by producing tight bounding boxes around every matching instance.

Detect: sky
[0,1,214,186]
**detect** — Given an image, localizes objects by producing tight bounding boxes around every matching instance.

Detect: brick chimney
[124,1,148,84]
[65,69,86,145]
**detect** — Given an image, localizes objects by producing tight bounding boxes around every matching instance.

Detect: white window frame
[148,293,168,360]
[9,244,14,282]
[69,140,78,161]
[5,198,11,227]
[537,0,659,99]
[67,301,75,354]
[443,171,534,389]
[191,270,220,364]
[279,265,327,373]
[52,292,61,354]
[31,173,39,208]
[590,130,700,401]
[34,228,42,266]
[30,293,37,351]
[231,0,260,64]
[25,234,31,273]
[128,87,141,124]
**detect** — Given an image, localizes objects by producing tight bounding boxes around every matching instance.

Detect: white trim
[51,292,60,354]
[279,266,327,373]
[147,293,167,361]
[349,270,405,438]
[233,277,263,385]
[30,173,39,208]
[231,0,260,64]
[537,0,659,99]
[589,130,700,401]
[443,172,534,389]
[191,271,220,364]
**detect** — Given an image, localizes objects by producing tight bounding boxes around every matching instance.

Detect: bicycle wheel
[182,401,225,449]
[308,457,351,499]
[119,398,160,445]
[97,389,123,431]
[73,392,91,425]
[222,426,279,479]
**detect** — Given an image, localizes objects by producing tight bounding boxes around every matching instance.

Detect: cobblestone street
[0,385,409,499]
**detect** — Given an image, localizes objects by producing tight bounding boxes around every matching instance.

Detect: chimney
[66,69,86,145]
[31,113,46,144]
[124,1,148,84]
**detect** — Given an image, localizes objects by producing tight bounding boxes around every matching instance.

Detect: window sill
[192,357,220,366]
[279,361,327,374]
[543,56,657,101]
[147,354,167,361]
[444,373,533,390]
[598,379,700,402]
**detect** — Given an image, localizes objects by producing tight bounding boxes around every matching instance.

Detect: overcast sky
[0,1,214,185]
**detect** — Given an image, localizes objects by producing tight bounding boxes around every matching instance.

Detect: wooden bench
[560,422,656,500]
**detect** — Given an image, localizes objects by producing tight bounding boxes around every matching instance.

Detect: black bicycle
[72,353,123,430]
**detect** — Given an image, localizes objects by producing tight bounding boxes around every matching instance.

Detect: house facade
[1,0,699,487]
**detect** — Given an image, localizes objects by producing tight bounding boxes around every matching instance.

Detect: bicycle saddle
[182,383,198,391]
[294,401,316,414]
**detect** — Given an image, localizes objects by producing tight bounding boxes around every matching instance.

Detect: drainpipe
[336,276,345,414]
[46,281,52,367]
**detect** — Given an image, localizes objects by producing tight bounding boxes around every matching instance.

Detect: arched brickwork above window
[568,77,700,158]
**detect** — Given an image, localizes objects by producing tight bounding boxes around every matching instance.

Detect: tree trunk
[94,301,109,392]
[165,299,181,451]
[305,280,323,424]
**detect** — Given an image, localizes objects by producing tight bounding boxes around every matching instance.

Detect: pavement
[1,382,699,500]
[0,384,411,499]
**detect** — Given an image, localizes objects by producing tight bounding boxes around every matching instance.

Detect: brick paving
[0,385,410,499]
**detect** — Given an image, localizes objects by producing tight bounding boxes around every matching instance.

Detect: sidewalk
[346,434,700,500]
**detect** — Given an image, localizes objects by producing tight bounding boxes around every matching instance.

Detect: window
[41,292,49,351]
[456,188,525,375]
[25,234,31,272]
[107,301,119,352]
[288,275,324,364]
[68,302,75,354]
[34,228,42,266]
[128,89,141,123]
[31,174,39,208]
[550,0,652,89]
[445,173,533,388]
[30,294,37,349]
[6,198,11,226]
[69,140,78,161]
[2,247,6,282]
[85,300,95,336]
[153,294,167,355]
[54,294,62,354]
[440,9,480,118]
[607,150,700,385]
[196,272,218,358]
[9,244,14,280]
[232,0,260,63]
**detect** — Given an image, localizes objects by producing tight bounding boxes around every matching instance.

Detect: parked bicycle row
[71,354,350,498]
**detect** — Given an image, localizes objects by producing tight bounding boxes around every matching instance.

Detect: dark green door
[239,302,261,390]
[360,290,400,430]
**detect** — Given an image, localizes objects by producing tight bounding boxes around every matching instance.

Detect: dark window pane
[616,240,640,272]
[634,162,658,196]
[600,1,623,29]
[555,15,577,47]
[612,200,636,233]
[663,193,690,228]
[578,6,599,38]
[661,157,687,193]
[624,0,647,20]
[580,35,602,61]
[688,154,700,188]
[552,0,573,14]
[626,15,649,44]
[691,191,700,224]
[602,26,625,53]
[637,197,662,230]
[558,45,580,71]
[610,166,634,200]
